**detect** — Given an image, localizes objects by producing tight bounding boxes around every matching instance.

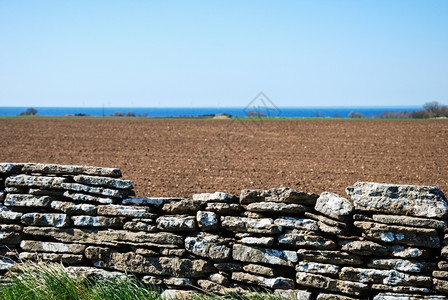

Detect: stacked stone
[0,162,134,275]
[343,182,448,300]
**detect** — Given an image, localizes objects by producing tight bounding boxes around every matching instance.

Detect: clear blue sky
[1,1,447,107]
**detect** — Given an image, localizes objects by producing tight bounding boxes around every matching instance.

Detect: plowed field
[1,118,447,198]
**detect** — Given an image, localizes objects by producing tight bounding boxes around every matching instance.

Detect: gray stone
[274,217,319,231]
[160,248,186,257]
[97,204,155,217]
[240,236,274,247]
[390,245,429,258]
[367,258,435,273]
[160,290,200,300]
[240,189,270,204]
[296,272,368,296]
[0,210,23,221]
[161,199,206,213]
[20,240,86,253]
[0,224,22,231]
[22,163,122,177]
[266,187,319,205]
[123,221,157,232]
[315,192,353,222]
[296,261,340,275]
[185,233,231,261]
[297,249,363,265]
[371,284,431,294]
[4,194,52,207]
[50,201,97,215]
[134,248,158,257]
[372,214,447,229]
[0,258,15,271]
[66,266,127,280]
[61,183,129,198]
[73,175,133,189]
[438,261,448,270]
[72,216,123,228]
[433,270,448,278]
[347,182,448,218]
[209,273,229,285]
[196,280,230,295]
[296,290,313,300]
[278,229,337,249]
[163,277,192,287]
[316,294,358,300]
[22,226,184,246]
[196,211,219,230]
[122,197,177,206]
[247,202,308,214]
[232,244,297,267]
[0,163,24,174]
[340,240,389,256]
[5,174,67,189]
[141,276,164,285]
[0,231,22,244]
[304,212,349,235]
[156,215,197,231]
[84,246,111,260]
[221,216,281,234]
[354,221,440,248]
[192,192,238,202]
[433,278,448,293]
[19,252,84,264]
[4,187,27,194]
[340,267,432,287]
[243,264,277,277]
[21,213,69,227]
[232,272,294,289]
[205,202,242,213]
[373,293,446,300]
[214,262,244,271]
[63,191,116,204]
[28,188,64,196]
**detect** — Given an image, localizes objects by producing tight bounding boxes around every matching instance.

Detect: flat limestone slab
[5,174,68,189]
[232,244,297,267]
[73,175,133,189]
[22,163,122,177]
[347,182,448,218]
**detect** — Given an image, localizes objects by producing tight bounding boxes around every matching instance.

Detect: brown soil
[1,118,447,198]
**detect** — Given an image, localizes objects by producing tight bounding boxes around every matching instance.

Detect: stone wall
[1,162,448,300]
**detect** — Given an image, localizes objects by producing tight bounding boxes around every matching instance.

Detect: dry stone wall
[1,162,448,299]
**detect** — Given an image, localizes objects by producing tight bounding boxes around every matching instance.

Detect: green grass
[0,262,287,300]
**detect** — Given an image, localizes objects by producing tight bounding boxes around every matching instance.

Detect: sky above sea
[0,1,447,108]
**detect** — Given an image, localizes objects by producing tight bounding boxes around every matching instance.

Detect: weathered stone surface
[61,183,129,198]
[340,267,432,287]
[22,226,184,246]
[19,252,83,264]
[372,214,447,229]
[297,250,363,265]
[221,216,281,234]
[20,240,86,253]
[347,182,448,218]
[4,194,52,207]
[304,212,349,235]
[233,244,297,267]
[274,289,312,300]
[296,272,368,296]
[97,204,155,217]
[240,189,270,204]
[296,261,340,275]
[0,209,22,221]
[5,174,68,189]
[161,199,206,213]
[371,284,431,293]
[85,246,111,260]
[266,187,319,205]
[438,261,448,270]
[0,231,22,244]
[340,240,389,256]
[63,191,116,204]
[247,202,308,214]
[72,216,123,228]
[133,248,158,257]
[122,197,177,206]
[192,192,238,203]
[103,251,214,277]
[232,272,294,289]
[0,224,22,231]
[160,289,201,300]
[197,279,229,294]
[66,266,126,280]
[141,275,164,285]
[433,278,448,293]
[73,174,133,189]
[214,262,243,271]
[22,163,122,178]
[373,292,446,300]
[185,233,231,262]
[164,277,192,287]
[28,188,64,196]
[243,264,277,277]
[433,270,448,278]
[274,217,319,231]
[278,230,337,249]
[209,273,229,285]
[390,245,429,258]
[316,294,357,300]
[367,258,435,273]
[354,221,440,248]
[296,290,313,300]
[5,187,27,193]
[156,215,197,231]
[205,202,242,213]
[315,192,353,222]
[0,258,15,271]
[123,221,157,232]
[160,248,186,257]
[21,213,69,227]
[240,236,274,247]
[196,211,219,230]
[0,163,24,174]
[50,201,97,215]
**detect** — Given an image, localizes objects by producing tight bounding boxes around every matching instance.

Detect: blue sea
[0,106,422,118]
